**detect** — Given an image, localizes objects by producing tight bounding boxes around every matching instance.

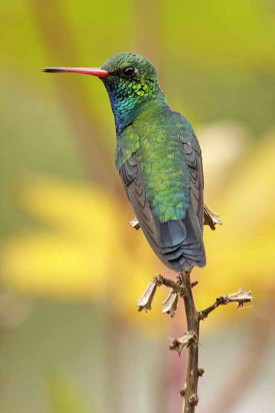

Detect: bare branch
[137,273,253,413]
[180,271,200,413]
[198,288,253,320]
[137,274,186,313]
[205,297,273,413]
[158,275,186,296]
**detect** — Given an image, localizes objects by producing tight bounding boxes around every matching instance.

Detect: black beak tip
[42,67,61,73]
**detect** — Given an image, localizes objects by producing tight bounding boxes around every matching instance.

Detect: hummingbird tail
[156,204,206,272]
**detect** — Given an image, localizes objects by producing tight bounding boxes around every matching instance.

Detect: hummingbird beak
[42,67,109,78]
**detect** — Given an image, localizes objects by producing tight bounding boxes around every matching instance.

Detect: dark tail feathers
[155,204,206,272]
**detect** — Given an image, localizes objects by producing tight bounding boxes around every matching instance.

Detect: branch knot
[189,394,199,406]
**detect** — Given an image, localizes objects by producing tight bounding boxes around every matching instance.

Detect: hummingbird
[43,52,215,273]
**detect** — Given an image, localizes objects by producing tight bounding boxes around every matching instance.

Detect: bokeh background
[1,1,275,412]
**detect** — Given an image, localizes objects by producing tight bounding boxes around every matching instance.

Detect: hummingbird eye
[123,67,136,77]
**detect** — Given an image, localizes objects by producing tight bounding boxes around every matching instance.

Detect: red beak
[42,67,109,78]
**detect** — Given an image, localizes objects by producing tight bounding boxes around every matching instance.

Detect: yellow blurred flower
[1,176,168,332]
[197,128,275,320]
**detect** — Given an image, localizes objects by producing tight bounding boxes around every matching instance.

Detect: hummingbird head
[100,52,165,132]
[43,52,165,133]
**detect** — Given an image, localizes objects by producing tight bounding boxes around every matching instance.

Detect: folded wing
[119,137,206,272]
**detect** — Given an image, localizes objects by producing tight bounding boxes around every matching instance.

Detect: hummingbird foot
[129,216,140,230]
[130,207,223,231]
[204,203,222,230]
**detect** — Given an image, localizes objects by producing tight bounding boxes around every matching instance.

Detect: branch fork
[137,272,253,413]
[137,274,186,314]
[199,288,253,320]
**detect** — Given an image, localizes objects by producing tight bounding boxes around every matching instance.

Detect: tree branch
[205,295,270,413]
[137,274,253,413]
[137,275,187,312]
[179,271,200,413]
[198,289,253,320]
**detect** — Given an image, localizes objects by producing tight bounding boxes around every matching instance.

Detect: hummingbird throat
[103,78,165,133]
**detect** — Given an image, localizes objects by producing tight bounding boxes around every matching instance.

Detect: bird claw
[204,203,222,230]
[131,207,223,232]
[129,217,140,230]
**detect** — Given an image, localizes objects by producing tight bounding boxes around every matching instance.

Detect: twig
[137,274,253,413]
[205,295,272,413]
[181,282,253,413]
[198,289,253,320]
[180,271,200,413]
[137,275,186,312]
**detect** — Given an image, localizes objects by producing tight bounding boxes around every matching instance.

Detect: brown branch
[198,289,253,320]
[177,280,253,413]
[137,274,253,413]
[205,294,272,413]
[137,275,187,312]
[180,282,253,413]
[180,271,200,413]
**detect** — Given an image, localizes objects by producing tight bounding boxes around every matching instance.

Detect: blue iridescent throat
[103,82,166,134]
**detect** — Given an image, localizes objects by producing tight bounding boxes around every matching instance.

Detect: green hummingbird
[43,52,215,273]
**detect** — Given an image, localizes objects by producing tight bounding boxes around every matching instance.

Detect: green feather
[101,52,199,223]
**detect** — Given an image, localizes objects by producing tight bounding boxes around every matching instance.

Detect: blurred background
[1,1,275,412]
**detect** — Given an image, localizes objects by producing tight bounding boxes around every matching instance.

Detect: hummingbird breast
[134,116,191,224]
[117,105,206,272]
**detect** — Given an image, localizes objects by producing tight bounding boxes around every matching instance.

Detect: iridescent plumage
[101,52,206,272]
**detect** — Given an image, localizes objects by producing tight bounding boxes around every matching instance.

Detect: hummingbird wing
[119,155,160,253]
[181,132,204,230]
[159,128,206,270]
[119,134,206,272]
